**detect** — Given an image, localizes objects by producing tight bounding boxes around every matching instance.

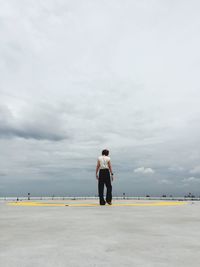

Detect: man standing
[96,149,114,205]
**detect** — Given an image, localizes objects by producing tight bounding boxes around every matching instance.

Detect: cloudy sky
[0,0,200,197]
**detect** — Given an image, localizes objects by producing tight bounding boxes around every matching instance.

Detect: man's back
[98,155,110,169]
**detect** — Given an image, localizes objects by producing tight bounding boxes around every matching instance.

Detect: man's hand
[96,174,99,180]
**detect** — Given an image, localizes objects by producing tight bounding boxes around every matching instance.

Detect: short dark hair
[102,149,109,156]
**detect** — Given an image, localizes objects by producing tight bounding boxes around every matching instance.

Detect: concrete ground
[0,199,200,267]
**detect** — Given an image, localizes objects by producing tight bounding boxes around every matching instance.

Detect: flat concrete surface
[0,200,200,267]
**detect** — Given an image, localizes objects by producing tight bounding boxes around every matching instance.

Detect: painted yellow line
[8,202,67,207]
[7,201,187,207]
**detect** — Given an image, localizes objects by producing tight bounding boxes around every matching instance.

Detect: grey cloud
[158,179,173,185]
[182,177,200,184]
[0,125,66,141]
[190,166,200,174]
[134,167,155,174]
[0,103,69,141]
[168,166,185,172]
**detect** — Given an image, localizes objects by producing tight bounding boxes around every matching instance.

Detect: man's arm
[96,160,100,179]
[108,161,114,181]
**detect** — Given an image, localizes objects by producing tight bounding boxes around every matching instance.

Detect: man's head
[102,149,109,156]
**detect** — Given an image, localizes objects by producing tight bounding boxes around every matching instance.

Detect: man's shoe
[106,201,112,205]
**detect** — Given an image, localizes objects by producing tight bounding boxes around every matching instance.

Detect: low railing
[0,196,200,201]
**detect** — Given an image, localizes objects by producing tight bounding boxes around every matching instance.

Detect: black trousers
[98,169,112,204]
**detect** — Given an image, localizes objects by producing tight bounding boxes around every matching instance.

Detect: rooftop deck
[1,199,199,267]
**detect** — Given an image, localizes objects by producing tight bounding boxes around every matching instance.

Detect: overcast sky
[1,0,200,197]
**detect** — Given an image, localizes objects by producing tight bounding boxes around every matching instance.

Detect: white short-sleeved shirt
[98,155,110,169]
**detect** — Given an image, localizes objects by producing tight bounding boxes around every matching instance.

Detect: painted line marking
[7,201,187,207]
